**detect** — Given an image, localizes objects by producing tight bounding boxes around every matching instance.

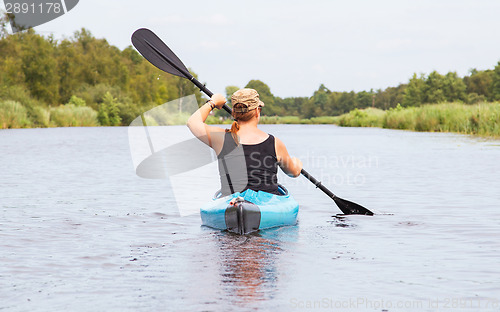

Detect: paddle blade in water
[301,169,374,215]
[131,28,191,79]
[333,196,374,216]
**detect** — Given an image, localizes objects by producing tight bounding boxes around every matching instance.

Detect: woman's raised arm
[187,94,226,150]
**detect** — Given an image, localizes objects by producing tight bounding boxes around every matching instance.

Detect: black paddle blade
[300,169,374,216]
[333,196,374,216]
[131,28,191,79]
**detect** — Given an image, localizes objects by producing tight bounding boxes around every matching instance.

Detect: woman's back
[234,127,268,144]
[218,132,279,196]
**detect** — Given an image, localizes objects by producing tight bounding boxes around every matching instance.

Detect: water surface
[1,126,499,311]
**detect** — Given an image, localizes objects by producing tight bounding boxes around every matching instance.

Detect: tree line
[0,25,202,126]
[1,23,500,127]
[228,66,500,118]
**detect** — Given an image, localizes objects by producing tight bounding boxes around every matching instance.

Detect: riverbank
[238,102,500,139]
[2,99,499,138]
[0,100,99,128]
[206,115,338,125]
[333,102,500,138]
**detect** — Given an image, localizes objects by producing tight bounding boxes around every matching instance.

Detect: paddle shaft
[300,168,337,199]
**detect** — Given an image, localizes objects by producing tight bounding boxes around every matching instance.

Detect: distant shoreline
[2,102,499,139]
[227,102,500,138]
[330,102,500,139]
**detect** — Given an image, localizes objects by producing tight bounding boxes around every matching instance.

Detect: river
[1,125,499,311]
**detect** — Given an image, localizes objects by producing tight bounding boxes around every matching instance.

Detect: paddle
[300,169,373,215]
[131,28,374,216]
[131,28,232,115]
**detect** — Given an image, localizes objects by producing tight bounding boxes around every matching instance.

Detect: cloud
[199,40,222,50]
[375,39,412,52]
[206,14,230,26]
[149,14,231,27]
[312,64,326,74]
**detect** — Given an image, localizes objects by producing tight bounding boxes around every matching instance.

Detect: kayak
[200,185,299,235]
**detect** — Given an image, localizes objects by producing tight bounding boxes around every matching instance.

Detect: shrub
[0,100,31,128]
[29,106,51,127]
[67,95,86,107]
[50,104,99,127]
[333,102,500,137]
[98,92,121,126]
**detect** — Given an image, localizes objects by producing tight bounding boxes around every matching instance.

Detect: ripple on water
[1,126,500,311]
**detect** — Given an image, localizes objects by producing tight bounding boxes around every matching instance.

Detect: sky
[3,0,500,98]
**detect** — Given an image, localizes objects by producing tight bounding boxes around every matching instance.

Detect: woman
[187,88,302,196]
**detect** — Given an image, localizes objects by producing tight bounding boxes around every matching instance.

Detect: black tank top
[217,132,279,196]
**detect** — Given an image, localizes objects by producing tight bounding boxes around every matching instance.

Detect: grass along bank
[333,102,500,137]
[204,115,339,125]
[0,100,99,129]
[2,99,498,138]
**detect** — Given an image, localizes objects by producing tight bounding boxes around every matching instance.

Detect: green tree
[57,39,82,103]
[356,90,374,109]
[302,84,331,117]
[465,69,486,94]
[311,84,330,114]
[301,98,316,118]
[464,68,494,101]
[225,85,239,104]
[245,80,277,115]
[20,30,59,104]
[425,71,446,103]
[441,72,466,102]
[403,73,426,106]
[0,26,202,126]
[122,46,143,65]
[68,95,86,107]
[374,84,406,109]
[98,92,121,126]
[491,61,500,101]
[336,91,357,114]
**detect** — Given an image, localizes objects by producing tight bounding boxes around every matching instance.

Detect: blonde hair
[226,103,258,144]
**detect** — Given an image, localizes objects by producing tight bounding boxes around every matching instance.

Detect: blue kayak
[200,185,299,235]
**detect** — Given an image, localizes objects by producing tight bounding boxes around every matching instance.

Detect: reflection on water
[218,233,279,305]
[214,226,299,308]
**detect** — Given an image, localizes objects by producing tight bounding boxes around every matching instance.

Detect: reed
[50,104,99,127]
[334,102,500,137]
[0,100,31,129]
[335,108,385,127]
[260,116,306,124]
[29,106,51,127]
